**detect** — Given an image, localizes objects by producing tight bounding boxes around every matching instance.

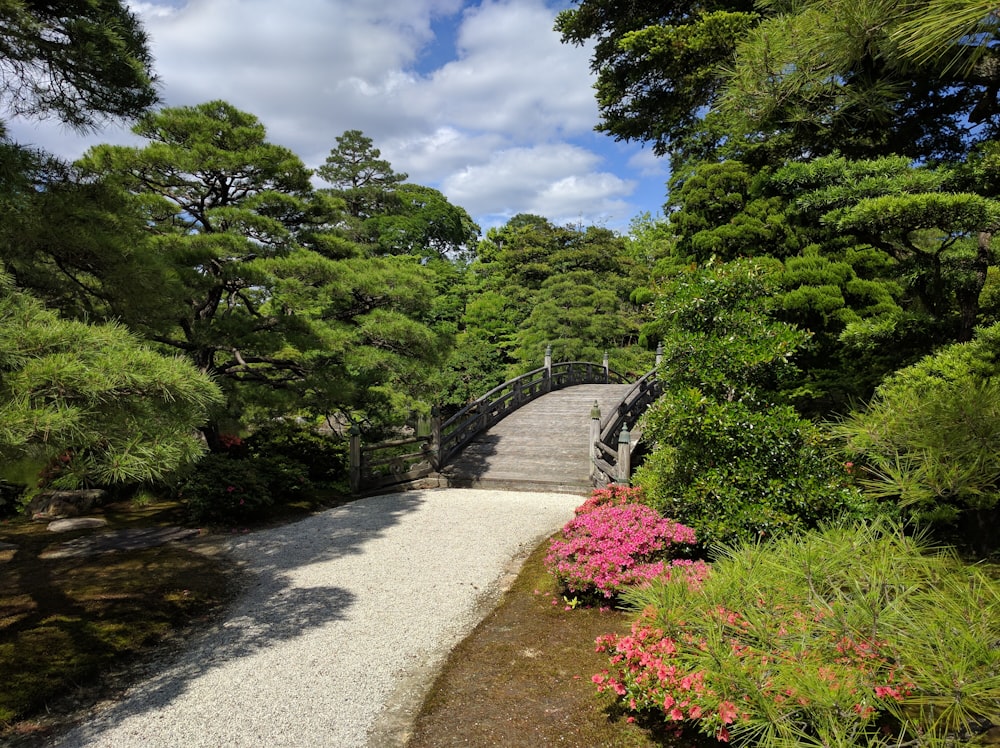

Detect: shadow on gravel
[53,492,426,747]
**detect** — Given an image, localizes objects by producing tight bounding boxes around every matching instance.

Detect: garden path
[51,488,583,748]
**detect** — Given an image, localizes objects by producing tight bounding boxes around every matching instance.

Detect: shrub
[594,520,1000,747]
[635,389,878,549]
[243,421,347,488]
[573,483,643,515]
[176,454,275,524]
[545,495,707,600]
[835,323,1000,554]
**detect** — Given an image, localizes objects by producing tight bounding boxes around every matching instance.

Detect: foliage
[545,486,708,601]
[595,521,1000,747]
[0,142,170,326]
[243,421,347,488]
[555,0,759,159]
[442,213,654,387]
[175,451,312,525]
[559,0,1000,171]
[0,281,222,489]
[78,104,446,430]
[646,259,808,404]
[636,258,879,547]
[0,0,157,129]
[636,390,874,549]
[775,154,1000,344]
[835,324,1000,552]
[317,128,407,222]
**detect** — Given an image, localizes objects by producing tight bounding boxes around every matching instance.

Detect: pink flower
[719,701,738,724]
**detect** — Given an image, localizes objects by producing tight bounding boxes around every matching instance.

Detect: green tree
[555,0,758,159]
[0,142,170,325]
[360,183,480,261]
[0,0,157,129]
[836,323,1000,553]
[775,154,1000,343]
[559,0,1000,168]
[79,102,445,432]
[634,259,866,547]
[0,280,222,488]
[318,129,406,223]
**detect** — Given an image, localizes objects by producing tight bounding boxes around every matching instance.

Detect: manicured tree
[635,259,871,548]
[775,154,1000,344]
[0,281,222,488]
[79,102,445,434]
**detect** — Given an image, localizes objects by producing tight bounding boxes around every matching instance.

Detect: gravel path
[52,488,582,748]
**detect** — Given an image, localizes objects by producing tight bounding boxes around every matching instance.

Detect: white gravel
[52,488,582,748]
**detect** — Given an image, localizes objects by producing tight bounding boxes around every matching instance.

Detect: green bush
[176,454,276,524]
[835,323,1000,554]
[243,421,347,488]
[634,389,879,549]
[598,520,1000,747]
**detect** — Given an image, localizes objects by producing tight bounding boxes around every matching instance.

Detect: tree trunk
[956,231,992,342]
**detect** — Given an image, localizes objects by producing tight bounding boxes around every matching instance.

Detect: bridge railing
[437,360,627,468]
[590,368,664,487]
[349,353,627,494]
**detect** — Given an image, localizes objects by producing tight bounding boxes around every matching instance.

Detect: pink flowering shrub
[545,490,707,599]
[594,605,911,744]
[573,484,642,515]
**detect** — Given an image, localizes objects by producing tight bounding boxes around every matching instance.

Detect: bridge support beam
[589,401,601,482]
[616,425,632,485]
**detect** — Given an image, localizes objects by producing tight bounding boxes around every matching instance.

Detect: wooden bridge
[350,350,664,495]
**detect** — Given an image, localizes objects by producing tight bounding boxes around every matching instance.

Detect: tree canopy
[0,0,157,129]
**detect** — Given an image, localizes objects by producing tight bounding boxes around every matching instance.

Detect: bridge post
[429,406,442,471]
[544,345,552,392]
[589,401,601,481]
[349,423,362,494]
[616,424,631,485]
[655,342,663,370]
[603,351,609,383]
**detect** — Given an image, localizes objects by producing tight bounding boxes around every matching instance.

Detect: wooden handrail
[437,361,626,467]
[591,369,663,487]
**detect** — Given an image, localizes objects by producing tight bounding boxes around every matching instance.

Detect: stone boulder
[29,489,107,519]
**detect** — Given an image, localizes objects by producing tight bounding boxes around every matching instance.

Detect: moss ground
[406,539,671,747]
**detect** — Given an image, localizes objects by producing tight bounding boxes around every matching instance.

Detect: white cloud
[4,0,658,231]
[627,147,670,179]
[442,143,634,228]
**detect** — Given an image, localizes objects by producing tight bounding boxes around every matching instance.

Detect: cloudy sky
[6,0,669,232]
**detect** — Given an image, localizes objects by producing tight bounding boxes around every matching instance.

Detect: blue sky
[6,0,670,233]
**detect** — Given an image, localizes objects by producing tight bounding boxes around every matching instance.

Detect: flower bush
[176,453,276,524]
[594,520,1000,747]
[573,483,639,515]
[545,488,707,600]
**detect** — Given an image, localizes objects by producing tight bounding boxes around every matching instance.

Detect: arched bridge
[350,352,663,496]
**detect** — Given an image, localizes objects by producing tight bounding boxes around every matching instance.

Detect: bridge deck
[439,383,634,494]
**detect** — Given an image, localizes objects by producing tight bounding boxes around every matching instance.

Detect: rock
[47,517,109,533]
[28,489,107,519]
